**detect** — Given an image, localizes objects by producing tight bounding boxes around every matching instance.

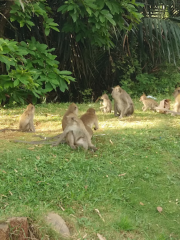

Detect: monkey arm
[94,120,99,130]
[100,106,105,109]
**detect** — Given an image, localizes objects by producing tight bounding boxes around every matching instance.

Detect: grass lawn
[0,96,180,240]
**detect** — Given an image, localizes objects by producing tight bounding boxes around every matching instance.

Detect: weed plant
[0,96,180,240]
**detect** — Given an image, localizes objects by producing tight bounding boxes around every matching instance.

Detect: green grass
[0,96,180,240]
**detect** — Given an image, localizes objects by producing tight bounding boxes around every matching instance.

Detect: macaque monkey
[14,103,79,145]
[99,94,112,113]
[14,105,98,151]
[31,103,79,141]
[62,103,78,130]
[52,113,97,151]
[173,87,180,112]
[80,108,99,138]
[0,104,35,132]
[61,103,80,147]
[111,85,134,118]
[156,99,171,113]
[139,93,158,111]
[19,103,35,131]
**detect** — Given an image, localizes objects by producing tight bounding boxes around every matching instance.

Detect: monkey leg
[119,108,126,118]
[76,137,88,150]
[66,131,76,149]
[86,137,97,151]
[114,102,119,116]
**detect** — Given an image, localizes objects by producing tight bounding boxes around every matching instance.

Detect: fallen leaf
[97,233,106,240]
[140,202,144,206]
[28,147,35,150]
[58,204,65,211]
[2,195,7,198]
[83,233,87,239]
[157,206,163,213]
[95,209,105,222]
[109,139,113,144]
[118,173,126,176]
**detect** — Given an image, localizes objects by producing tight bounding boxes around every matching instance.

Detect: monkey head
[111,85,122,98]
[86,108,96,114]
[100,94,109,100]
[139,93,146,102]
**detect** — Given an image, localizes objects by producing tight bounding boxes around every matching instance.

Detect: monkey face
[111,86,121,98]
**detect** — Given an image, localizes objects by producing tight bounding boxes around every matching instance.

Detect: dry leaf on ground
[97,233,106,240]
[118,173,126,176]
[157,206,163,213]
[95,209,105,222]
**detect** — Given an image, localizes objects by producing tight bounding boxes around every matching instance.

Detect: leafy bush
[121,71,180,96]
[79,88,92,103]
[0,38,75,104]
[10,0,59,35]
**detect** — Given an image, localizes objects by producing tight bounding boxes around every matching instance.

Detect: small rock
[0,223,9,240]
[45,212,70,238]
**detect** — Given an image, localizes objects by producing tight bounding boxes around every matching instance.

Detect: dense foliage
[1,0,180,104]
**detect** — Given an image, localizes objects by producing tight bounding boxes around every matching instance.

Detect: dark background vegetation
[1,0,180,105]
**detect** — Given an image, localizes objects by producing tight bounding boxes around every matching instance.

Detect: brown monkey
[14,106,98,150]
[80,108,99,138]
[0,103,35,132]
[62,103,78,130]
[99,94,112,113]
[61,103,80,147]
[156,99,170,113]
[19,103,35,131]
[173,87,180,112]
[52,113,97,151]
[111,85,134,118]
[14,103,78,144]
[139,93,158,111]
